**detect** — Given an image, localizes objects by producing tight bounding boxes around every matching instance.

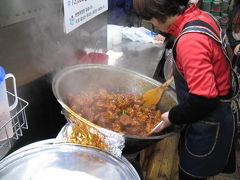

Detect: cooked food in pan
[67,88,161,136]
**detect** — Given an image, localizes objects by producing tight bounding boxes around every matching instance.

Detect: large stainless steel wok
[52,64,181,154]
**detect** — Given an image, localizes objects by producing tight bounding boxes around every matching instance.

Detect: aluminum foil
[56,116,125,158]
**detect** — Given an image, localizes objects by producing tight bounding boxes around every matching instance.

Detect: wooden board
[140,134,180,180]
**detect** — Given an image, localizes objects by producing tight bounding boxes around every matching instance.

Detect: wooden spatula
[143,76,174,107]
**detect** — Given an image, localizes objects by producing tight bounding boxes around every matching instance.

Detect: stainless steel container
[52,64,180,154]
[0,139,141,180]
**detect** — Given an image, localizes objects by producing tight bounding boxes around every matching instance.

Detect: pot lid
[0,139,140,180]
[0,66,6,82]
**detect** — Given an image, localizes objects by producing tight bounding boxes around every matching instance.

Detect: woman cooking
[133,0,237,180]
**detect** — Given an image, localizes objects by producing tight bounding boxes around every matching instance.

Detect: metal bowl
[52,64,180,154]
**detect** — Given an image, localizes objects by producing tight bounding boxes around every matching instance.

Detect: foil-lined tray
[56,117,125,157]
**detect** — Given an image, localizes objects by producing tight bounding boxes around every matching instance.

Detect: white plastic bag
[122,26,160,44]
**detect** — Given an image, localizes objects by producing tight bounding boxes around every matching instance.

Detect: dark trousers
[178,145,236,180]
[179,168,207,180]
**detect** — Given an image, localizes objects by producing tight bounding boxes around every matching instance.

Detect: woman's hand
[154,34,166,42]
[234,44,240,55]
[153,112,172,133]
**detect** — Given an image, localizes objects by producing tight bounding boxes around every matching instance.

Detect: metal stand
[0,91,28,159]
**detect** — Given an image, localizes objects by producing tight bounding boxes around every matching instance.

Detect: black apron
[172,20,237,178]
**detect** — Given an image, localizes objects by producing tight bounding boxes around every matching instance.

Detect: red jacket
[167,4,231,98]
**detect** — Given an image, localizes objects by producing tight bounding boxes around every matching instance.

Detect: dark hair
[234,0,240,6]
[232,11,240,33]
[133,0,189,23]
[231,0,240,33]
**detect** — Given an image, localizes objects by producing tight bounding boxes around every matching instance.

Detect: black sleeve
[168,93,220,125]
[226,6,240,51]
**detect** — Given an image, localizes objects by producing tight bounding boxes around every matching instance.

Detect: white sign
[63,0,108,34]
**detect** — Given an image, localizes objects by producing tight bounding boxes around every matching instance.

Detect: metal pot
[52,64,180,154]
[0,139,141,180]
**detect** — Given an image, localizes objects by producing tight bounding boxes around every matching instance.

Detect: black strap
[235,52,240,72]
[183,20,220,39]
[181,26,221,43]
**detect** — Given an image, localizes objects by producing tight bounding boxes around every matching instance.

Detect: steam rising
[0,0,107,86]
